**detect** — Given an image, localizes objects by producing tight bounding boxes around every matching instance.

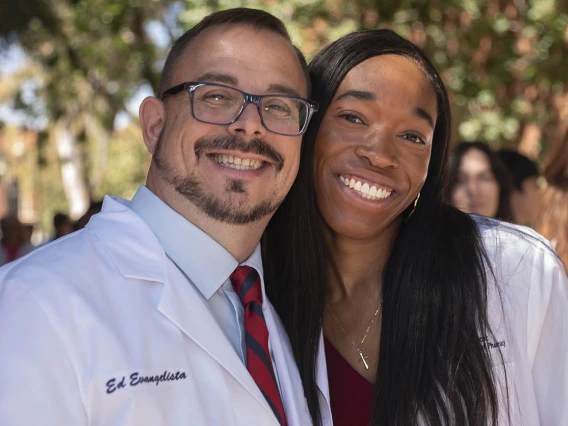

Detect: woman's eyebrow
[335,89,435,128]
[335,89,376,102]
[414,107,434,128]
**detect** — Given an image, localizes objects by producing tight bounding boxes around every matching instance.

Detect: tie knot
[230,265,262,306]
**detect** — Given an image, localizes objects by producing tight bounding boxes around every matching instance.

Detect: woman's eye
[404,133,426,144]
[339,113,364,124]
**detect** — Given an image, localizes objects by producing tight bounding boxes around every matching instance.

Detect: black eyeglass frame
[161,81,319,136]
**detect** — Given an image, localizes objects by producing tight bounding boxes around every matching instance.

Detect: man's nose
[227,102,267,138]
[354,132,399,169]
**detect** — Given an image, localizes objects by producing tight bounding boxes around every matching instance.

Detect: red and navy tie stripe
[230,265,287,426]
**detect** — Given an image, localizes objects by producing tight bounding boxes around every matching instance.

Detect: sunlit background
[0,0,567,239]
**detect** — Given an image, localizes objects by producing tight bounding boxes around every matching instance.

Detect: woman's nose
[354,134,399,169]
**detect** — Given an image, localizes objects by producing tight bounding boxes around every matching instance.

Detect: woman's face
[313,54,438,240]
[451,148,500,218]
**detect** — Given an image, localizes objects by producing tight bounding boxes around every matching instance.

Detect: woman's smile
[337,174,393,201]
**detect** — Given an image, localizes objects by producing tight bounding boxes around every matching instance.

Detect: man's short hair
[158,8,310,98]
[497,149,540,191]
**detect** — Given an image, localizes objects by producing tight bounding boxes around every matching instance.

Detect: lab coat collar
[86,195,167,283]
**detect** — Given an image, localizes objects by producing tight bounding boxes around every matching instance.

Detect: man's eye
[199,91,235,104]
[205,94,228,101]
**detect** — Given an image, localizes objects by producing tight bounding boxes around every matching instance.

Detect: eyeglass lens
[192,84,308,135]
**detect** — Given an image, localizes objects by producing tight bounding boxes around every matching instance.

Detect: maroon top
[324,337,374,426]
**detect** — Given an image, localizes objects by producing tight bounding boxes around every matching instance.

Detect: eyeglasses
[161,82,319,136]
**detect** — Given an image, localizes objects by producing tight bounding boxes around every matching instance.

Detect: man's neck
[187,212,267,263]
[146,183,267,263]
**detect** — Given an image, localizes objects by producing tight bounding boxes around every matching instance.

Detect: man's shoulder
[0,227,106,295]
[0,195,161,294]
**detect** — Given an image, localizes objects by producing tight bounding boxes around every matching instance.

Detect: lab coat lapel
[158,263,277,420]
[263,300,311,426]
[316,331,334,426]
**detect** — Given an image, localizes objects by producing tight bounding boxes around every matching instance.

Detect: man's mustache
[194,135,284,172]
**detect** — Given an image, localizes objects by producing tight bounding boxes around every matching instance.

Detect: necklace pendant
[358,350,370,370]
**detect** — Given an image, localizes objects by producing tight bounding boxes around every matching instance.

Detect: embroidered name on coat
[106,370,187,394]
[479,335,506,349]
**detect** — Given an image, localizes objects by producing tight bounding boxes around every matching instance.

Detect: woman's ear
[139,96,166,154]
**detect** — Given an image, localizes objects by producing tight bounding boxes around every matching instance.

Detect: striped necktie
[230,265,288,426]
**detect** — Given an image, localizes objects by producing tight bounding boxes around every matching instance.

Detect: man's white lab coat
[0,196,312,426]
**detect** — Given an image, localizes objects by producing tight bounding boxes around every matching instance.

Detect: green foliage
[94,123,150,201]
[0,0,567,225]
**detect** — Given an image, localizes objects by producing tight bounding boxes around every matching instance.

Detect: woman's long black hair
[449,141,514,221]
[264,30,501,425]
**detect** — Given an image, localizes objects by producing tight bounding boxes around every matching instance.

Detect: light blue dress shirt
[128,185,268,364]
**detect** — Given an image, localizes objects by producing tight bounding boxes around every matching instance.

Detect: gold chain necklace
[326,302,381,370]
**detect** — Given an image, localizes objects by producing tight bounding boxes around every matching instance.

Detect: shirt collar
[129,185,264,299]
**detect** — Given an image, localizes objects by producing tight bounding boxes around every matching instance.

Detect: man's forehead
[171,24,307,95]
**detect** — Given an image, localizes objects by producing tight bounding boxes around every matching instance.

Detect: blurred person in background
[0,216,34,266]
[535,135,568,268]
[51,212,73,240]
[73,200,103,231]
[449,141,513,221]
[498,149,542,227]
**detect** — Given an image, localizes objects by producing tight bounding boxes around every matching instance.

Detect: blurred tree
[270,0,567,157]
[0,0,176,218]
[0,0,566,225]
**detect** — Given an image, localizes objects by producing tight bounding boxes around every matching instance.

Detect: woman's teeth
[339,175,392,200]
[213,155,263,171]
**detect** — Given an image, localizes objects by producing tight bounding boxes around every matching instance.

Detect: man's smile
[212,154,264,171]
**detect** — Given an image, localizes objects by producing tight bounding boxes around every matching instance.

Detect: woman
[264,30,568,426]
[535,135,568,268]
[449,141,513,221]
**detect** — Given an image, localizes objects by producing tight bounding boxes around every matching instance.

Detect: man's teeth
[339,175,392,200]
[213,155,263,171]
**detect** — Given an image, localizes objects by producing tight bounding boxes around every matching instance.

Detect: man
[0,8,318,426]
[497,149,542,226]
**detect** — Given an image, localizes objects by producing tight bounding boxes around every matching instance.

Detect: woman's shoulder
[472,215,565,290]
[473,216,553,260]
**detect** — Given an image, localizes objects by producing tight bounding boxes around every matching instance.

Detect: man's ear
[139,96,166,154]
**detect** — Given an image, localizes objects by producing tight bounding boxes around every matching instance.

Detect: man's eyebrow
[193,76,301,98]
[195,73,238,86]
[414,107,435,128]
[335,90,376,102]
[266,84,301,98]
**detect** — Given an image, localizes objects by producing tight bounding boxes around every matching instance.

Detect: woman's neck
[323,222,400,303]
